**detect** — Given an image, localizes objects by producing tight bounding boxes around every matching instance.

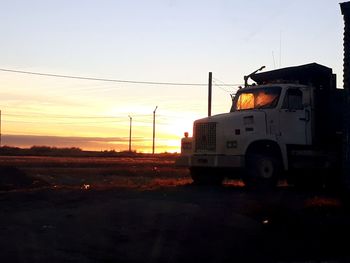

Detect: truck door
[279,88,311,145]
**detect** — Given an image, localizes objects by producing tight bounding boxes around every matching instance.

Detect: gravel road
[1,182,349,263]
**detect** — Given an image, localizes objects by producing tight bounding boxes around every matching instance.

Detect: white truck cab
[177,63,344,187]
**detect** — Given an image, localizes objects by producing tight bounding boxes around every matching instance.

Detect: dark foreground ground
[1,156,350,263]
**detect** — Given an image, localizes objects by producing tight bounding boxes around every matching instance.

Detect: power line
[0,68,241,87]
[213,77,241,93]
[3,111,192,121]
[3,120,126,125]
[3,119,172,128]
[4,113,118,119]
[3,114,173,125]
[3,112,152,119]
[213,80,231,93]
[0,68,205,86]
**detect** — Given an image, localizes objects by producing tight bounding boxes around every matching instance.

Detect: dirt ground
[1,156,350,263]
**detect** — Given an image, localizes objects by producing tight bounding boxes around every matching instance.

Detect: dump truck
[177,63,344,187]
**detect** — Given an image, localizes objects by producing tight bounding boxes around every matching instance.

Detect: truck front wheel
[243,153,281,189]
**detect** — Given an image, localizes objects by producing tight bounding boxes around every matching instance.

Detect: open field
[0,155,193,191]
[1,155,350,262]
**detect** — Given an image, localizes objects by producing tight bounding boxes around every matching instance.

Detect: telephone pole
[208,72,212,117]
[341,2,350,189]
[128,115,132,152]
[152,106,158,154]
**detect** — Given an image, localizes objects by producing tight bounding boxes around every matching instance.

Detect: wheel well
[246,140,282,159]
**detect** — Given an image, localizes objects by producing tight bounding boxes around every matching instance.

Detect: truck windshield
[231,86,281,111]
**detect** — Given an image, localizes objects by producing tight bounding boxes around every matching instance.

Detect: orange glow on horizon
[1,73,205,153]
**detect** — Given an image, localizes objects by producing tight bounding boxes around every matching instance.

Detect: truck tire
[190,167,224,185]
[243,153,280,189]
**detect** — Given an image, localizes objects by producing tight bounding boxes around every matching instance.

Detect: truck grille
[195,122,217,152]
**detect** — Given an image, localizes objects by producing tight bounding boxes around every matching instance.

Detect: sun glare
[162,117,194,138]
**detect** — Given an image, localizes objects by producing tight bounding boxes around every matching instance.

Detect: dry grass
[0,155,190,191]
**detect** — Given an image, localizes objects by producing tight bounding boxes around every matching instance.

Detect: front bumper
[175,155,244,168]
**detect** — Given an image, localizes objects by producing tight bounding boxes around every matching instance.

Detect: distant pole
[208,72,212,117]
[0,110,2,148]
[128,115,132,152]
[152,106,158,154]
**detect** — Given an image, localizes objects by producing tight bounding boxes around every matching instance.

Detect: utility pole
[128,115,132,152]
[341,2,350,189]
[152,106,158,154]
[208,72,212,117]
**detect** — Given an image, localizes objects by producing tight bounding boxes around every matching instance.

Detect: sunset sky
[0,0,345,152]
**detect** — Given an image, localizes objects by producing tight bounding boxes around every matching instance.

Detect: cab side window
[282,89,303,110]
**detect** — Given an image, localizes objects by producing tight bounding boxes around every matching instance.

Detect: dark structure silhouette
[341,2,350,188]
